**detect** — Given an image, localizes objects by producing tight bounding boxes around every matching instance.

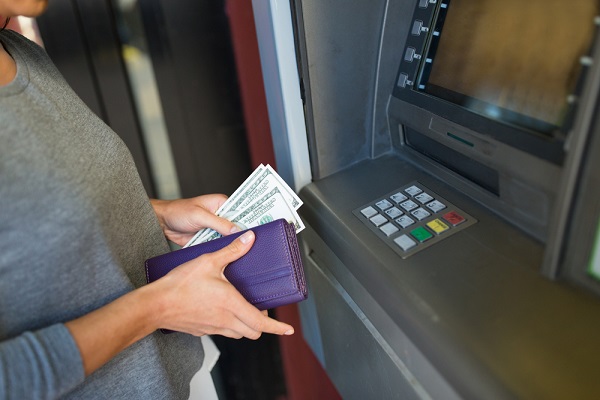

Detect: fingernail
[239,231,254,244]
[230,225,240,233]
[284,329,294,335]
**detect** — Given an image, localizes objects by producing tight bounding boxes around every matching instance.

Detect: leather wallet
[145,218,307,315]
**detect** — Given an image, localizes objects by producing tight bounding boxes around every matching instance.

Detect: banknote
[186,163,303,244]
[185,165,268,245]
[194,187,305,244]
[215,164,268,216]
[232,189,305,232]
[184,164,304,248]
[222,166,302,218]
[186,164,266,244]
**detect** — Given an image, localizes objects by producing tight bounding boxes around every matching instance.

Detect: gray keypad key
[394,234,416,251]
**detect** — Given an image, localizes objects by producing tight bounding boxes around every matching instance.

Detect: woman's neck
[0,42,17,86]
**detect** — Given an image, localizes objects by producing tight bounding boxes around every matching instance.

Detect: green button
[410,226,433,242]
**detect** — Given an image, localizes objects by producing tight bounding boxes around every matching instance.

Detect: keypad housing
[353,182,477,259]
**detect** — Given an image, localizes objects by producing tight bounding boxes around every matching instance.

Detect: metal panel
[302,250,428,400]
[291,0,389,179]
[299,223,465,399]
[560,105,600,294]
[298,155,600,399]
[252,0,311,192]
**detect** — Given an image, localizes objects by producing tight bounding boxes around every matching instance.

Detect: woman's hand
[151,195,238,246]
[148,230,295,338]
[66,230,294,376]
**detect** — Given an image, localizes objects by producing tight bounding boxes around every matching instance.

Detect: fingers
[198,193,229,212]
[191,292,294,339]
[197,207,241,237]
[243,312,295,337]
[190,194,239,237]
[216,309,294,339]
[205,233,295,336]
[164,227,295,339]
[231,297,295,337]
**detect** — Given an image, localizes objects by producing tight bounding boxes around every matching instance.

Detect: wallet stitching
[251,221,306,305]
[250,221,297,303]
[287,221,306,295]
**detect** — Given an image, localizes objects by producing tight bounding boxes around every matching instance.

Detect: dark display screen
[418,0,598,136]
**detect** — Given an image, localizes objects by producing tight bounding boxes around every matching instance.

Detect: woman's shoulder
[1,29,42,48]
[1,29,52,67]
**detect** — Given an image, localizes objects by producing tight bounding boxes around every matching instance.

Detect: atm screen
[417,0,598,136]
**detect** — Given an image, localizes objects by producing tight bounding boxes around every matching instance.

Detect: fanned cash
[184,164,304,248]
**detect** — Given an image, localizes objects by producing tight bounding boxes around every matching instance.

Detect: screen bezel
[390,0,596,165]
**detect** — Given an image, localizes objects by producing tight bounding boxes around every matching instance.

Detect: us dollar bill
[185,164,268,245]
[231,187,305,231]
[184,165,304,247]
[189,187,304,245]
[224,167,302,217]
[215,164,267,216]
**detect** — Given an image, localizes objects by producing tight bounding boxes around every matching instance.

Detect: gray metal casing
[273,0,600,398]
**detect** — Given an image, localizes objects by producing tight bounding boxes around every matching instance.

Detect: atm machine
[253,0,600,398]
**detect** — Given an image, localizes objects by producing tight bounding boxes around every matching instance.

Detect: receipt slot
[253,0,600,398]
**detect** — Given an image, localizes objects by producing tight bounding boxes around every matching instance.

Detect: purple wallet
[145,218,307,314]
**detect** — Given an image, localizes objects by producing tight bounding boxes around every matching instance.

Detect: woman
[0,1,294,398]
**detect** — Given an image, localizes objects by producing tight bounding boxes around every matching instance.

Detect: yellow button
[426,219,449,234]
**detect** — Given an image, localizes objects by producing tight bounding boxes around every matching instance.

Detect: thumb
[206,230,255,274]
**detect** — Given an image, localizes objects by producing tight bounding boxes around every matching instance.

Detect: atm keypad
[354,182,476,259]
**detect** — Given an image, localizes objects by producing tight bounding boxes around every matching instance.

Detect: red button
[442,211,465,226]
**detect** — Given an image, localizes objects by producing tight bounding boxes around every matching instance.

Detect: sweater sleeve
[0,324,85,400]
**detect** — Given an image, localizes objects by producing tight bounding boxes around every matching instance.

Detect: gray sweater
[0,30,203,399]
